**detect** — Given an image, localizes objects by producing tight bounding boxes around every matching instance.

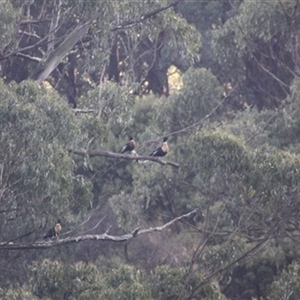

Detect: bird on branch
[44,219,62,239]
[121,136,136,154]
[149,137,169,157]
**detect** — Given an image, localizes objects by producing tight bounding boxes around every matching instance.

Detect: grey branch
[0,209,197,250]
[16,52,41,62]
[31,22,90,83]
[69,148,180,168]
[73,109,97,114]
[111,0,180,31]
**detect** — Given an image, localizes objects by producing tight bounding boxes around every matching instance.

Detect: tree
[0,0,200,107]
[212,0,300,109]
[0,79,92,284]
[3,1,300,299]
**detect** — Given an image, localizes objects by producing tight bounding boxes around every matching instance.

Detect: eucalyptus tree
[0,0,200,108]
[0,79,94,284]
[213,0,300,109]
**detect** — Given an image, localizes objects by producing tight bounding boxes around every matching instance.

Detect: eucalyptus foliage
[2,1,300,299]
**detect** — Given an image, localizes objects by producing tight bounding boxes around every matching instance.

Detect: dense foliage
[1,0,300,299]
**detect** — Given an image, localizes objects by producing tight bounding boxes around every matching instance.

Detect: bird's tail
[138,160,150,164]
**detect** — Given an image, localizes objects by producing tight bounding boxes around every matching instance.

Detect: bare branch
[32,22,91,83]
[0,209,197,250]
[168,83,238,137]
[69,148,180,168]
[97,63,108,119]
[73,109,97,114]
[16,52,41,62]
[178,199,228,300]
[19,19,51,26]
[185,233,270,300]
[0,230,36,247]
[137,83,239,153]
[253,55,290,89]
[140,209,198,234]
[111,0,181,32]
[0,19,63,62]
[47,0,62,52]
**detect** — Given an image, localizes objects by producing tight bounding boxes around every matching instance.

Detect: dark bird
[121,136,136,154]
[44,219,62,239]
[149,137,169,157]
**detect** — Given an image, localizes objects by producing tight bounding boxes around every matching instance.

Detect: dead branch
[69,148,180,168]
[32,22,91,83]
[0,209,197,250]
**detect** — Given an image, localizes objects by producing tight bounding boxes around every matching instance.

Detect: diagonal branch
[0,209,197,250]
[178,199,228,300]
[186,233,271,300]
[31,22,91,83]
[111,0,181,32]
[137,83,239,152]
[252,55,290,90]
[69,148,180,168]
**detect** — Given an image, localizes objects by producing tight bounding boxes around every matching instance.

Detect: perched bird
[149,137,169,157]
[44,219,62,239]
[121,136,136,154]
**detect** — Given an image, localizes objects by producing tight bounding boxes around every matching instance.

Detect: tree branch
[252,55,290,89]
[0,209,197,250]
[31,22,91,83]
[0,20,62,62]
[111,0,181,32]
[16,52,41,62]
[73,109,97,114]
[69,148,180,168]
[185,233,270,300]
[139,84,239,153]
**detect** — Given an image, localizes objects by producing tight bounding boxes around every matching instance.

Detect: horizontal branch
[16,52,41,62]
[0,209,197,250]
[19,19,51,26]
[69,148,180,168]
[73,109,97,114]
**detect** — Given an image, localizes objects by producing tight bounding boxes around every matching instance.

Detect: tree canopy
[1,0,300,299]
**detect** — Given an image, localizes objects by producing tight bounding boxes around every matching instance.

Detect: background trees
[1,0,300,299]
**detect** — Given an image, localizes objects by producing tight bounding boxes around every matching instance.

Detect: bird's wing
[149,148,159,156]
[44,228,54,238]
[121,146,126,153]
[121,144,129,153]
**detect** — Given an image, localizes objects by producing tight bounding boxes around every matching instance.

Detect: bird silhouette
[44,219,62,239]
[149,137,169,157]
[121,136,136,154]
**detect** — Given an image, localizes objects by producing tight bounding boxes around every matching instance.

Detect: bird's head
[163,137,168,142]
[129,136,134,141]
